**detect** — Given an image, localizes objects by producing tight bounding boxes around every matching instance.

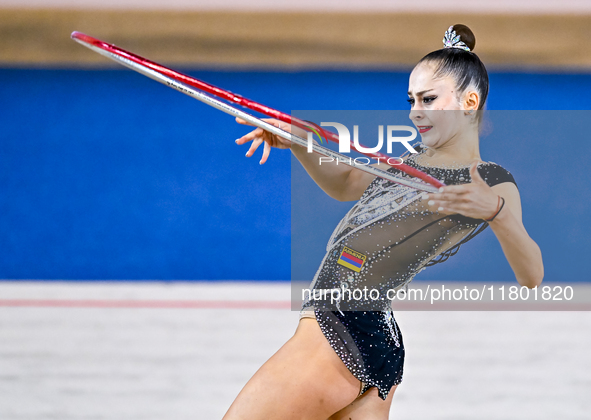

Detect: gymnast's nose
[409,107,425,122]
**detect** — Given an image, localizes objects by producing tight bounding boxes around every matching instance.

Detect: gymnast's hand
[425,161,501,220]
[235,117,293,165]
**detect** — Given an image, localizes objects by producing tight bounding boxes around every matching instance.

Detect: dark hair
[418,24,489,111]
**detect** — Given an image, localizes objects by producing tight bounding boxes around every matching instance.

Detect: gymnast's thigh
[222,318,361,420]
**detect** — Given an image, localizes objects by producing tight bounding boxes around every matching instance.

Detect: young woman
[225,24,544,420]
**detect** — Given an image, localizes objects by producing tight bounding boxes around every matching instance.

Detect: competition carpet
[0,281,590,420]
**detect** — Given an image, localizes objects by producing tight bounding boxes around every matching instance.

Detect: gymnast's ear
[462,89,480,114]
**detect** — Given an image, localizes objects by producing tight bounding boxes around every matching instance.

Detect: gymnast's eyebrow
[407,89,435,96]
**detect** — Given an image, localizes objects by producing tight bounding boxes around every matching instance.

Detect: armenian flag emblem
[337,246,367,273]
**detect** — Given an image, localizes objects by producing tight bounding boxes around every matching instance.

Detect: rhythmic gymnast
[226,24,544,420]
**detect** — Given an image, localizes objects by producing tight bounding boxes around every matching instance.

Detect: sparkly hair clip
[442,26,470,52]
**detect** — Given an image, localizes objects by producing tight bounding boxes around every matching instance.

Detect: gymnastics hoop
[70,31,443,193]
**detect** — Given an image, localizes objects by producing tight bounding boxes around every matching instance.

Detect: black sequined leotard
[301,142,517,399]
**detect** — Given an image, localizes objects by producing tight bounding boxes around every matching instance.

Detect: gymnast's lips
[417,126,432,133]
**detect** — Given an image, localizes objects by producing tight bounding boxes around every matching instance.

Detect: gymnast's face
[407,61,477,149]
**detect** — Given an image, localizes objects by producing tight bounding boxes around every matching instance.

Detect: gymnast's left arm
[426,161,544,289]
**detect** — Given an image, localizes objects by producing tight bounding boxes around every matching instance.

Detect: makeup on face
[406,64,475,148]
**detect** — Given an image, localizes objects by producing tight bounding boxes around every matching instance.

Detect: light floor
[0,282,589,419]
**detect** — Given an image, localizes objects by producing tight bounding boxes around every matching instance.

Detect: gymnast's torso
[301,142,517,313]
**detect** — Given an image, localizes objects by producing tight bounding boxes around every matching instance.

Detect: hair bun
[452,24,476,52]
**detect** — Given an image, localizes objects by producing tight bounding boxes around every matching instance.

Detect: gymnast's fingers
[425,196,475,216]
[236,127,264,145]
[426,198,446,211]
[432,200,468,212]
[245,137,264,157]
[260,141,272,165]
[427,191,463,204]
[428,185,470,200]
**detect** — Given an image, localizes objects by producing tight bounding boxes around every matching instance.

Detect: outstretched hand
[424,161,500,220]
[234,117,292,165]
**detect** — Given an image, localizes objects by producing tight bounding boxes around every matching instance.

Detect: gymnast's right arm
[235,117,382,202]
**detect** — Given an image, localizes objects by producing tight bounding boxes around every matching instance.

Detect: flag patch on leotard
[337,246,367,272]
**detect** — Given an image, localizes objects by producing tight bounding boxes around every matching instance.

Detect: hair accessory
[443,26,471,52]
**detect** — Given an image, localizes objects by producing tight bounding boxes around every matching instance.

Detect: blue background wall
[1,69,590,280]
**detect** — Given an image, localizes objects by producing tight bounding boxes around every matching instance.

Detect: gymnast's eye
[423,96,437,103]
[407,98,415,105]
